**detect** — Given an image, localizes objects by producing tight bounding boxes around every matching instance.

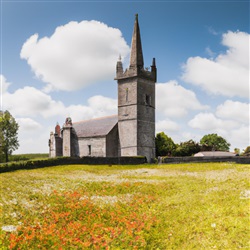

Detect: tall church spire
[115,13,156,81]
[129,14,144,70]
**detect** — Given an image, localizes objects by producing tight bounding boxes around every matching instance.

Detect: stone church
[49,14,157,162]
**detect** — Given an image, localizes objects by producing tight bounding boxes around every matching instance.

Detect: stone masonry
[49,14,157,162]
[115,14,157,162]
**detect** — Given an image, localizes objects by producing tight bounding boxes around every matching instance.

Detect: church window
[145,94,151,106]
[126,88,128,102]
[88,145,91,155]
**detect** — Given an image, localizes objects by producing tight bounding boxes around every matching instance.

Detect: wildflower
[240,190,250,199]
[10,212,17,218]
[211,223,216,228]
[1,225,17,232]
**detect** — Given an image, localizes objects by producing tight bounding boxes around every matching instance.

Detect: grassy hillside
[0,163,249,249]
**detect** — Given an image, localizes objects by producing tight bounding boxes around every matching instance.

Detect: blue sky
[1,0,249,154]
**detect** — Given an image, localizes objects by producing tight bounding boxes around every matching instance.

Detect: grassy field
[0,163,249,249]
[0,154,49,164]
[9,153,49,162]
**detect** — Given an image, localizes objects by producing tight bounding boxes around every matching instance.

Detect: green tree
[234,148,240,155]
[155,132,176,157]
[0,110,19,162]
[242,146,250,156]
[173,140,200,156]
[200,133,230,152]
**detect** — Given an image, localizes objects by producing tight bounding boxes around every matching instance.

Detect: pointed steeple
[115,14,156,81]
[129,14,144,70]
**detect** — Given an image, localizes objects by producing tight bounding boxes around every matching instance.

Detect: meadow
[0,162,249,249]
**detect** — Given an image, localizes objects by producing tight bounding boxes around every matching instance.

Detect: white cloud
[4,86,65,118]
[156,80,208,118]
[66,96,117,122]
[2,76,117,122]
[0,75,11,94]
[20,20,130,92]
[2,75,118,154]
[156,119,180,133]
[17,123,51,154]
[207,26,219,36]
[188,112,239,130]
[182,31,249,98]
[16,118,42,130]
[205,47,216,58]
[216,100,249,123]
[188,111,249,150]
[229,125,250,150]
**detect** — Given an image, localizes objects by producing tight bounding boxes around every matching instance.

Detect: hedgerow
[0,156,147,173]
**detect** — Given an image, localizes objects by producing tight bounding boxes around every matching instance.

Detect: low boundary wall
[1,156,249,173]
[162,156,250,164]
[0,156,147,173]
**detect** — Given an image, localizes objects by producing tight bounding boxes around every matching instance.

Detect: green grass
[9,153,49,161]
[0,153,49,163]
[0,163,249,249]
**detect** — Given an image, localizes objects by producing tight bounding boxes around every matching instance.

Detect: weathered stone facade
[115,14,156,162]
[49,14,157,162]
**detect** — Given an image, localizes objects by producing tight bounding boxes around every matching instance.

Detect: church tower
[115,14,157,162]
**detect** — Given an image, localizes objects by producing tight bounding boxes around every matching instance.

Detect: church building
[49,14,157,162]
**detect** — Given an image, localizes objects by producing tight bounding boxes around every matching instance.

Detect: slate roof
[73,115,118,138]
[194,151,236,157]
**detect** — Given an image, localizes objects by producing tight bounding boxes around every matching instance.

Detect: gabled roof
[194,151,236,157]
[73,115,118,138]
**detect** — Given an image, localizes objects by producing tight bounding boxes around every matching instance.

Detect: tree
[242,146,250,156]
[173,140,200,157]
[155,132,176,157]
[200,133,230,152]
[234,148,240,155]
[0,111,19,162]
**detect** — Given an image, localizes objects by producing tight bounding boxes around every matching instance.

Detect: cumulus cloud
[1,75,11,93]
[2,76,117,122]
[182,31,249,98]
[229,125,250,150]
[16,118,42,130]
[2,74,118,154]
[4,86,65,118]
[20,20,130,92]
[66,96,117,122]
[156,119,180,133]
[216,100,249,123]
[188,112,239,130]
[156,80,208,118]
[188,109,249,150]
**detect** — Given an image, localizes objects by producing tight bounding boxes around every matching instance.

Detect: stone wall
[78,156,147,165]
[62,127,71,157]
[137,80,155,162]
[0,156,148,173]
[161,156,250,164]
[106,124,119,157]
[55,136,63,157]
[78,137,106,157]
[49,132,56,158]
